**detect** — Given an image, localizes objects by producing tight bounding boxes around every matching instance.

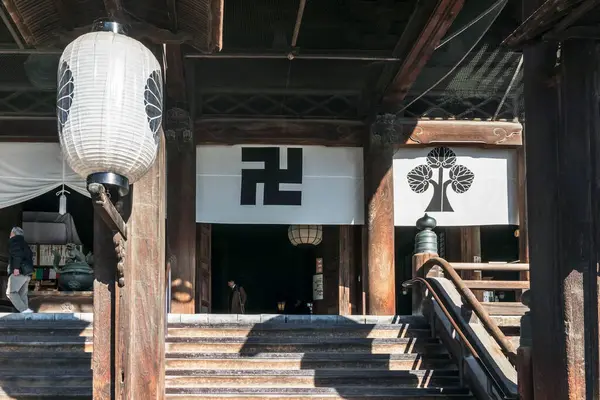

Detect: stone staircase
[0,314,93,399]
[165,315,474,399]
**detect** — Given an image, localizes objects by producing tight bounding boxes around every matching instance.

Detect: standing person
[6,227,34,313]
[228,280,247,314]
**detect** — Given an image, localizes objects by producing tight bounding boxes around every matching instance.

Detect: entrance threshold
[168,314,408,325]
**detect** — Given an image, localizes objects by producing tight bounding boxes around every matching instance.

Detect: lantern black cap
[87,172,129,197]
[416,213,437,231]
[92,19,128,35]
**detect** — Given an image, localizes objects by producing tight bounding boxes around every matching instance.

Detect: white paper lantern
[57,21,163,196]
[288,225,323,246]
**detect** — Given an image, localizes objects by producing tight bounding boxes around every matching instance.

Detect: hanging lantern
[57,20,163,196]
[288,225,323,246]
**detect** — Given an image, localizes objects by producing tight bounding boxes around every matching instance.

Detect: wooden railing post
[412,214,439,314]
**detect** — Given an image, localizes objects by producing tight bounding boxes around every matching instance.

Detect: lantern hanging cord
[396,0,507,115]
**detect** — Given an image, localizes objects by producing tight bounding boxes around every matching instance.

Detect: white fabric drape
[0,142,89,209]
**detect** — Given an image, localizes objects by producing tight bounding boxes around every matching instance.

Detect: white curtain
[0,142,89,209]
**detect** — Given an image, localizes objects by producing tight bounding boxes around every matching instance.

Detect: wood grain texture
[196,223,211,313]
[459,227,483,300]
[122,136,166,399]
[338,225,352,316]
[365,140,396,315]
[398,119,523,146]
[92,211,116,400]
[167,138,197,314]
[195,118,365,147]
[516,147,530,293]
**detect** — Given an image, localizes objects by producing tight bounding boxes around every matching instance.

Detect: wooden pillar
[523,20,600,399]
[92,210,117,400]
[338,225,353,315]
[460,227,483,301]
[364,115,396,315]
[166,109,196,314]
[120,136,166,399]
[517,147,529,269]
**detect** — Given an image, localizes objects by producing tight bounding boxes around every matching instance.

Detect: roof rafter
[380,0,465,110]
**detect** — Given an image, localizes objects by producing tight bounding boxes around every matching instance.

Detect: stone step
[0,324,93,337]
[0,373,92,388]
[164,387,473,399]
[168,324,431,339]
[165,337,446,355]
[0,335,93,353]
[165,369,461,389]
[0,386,91,399]
[167,315,427,326]
[165,352,456,371]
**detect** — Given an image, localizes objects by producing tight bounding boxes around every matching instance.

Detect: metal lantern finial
[414,214,438,254]
[57,20,163,197]
[288,225,323,246]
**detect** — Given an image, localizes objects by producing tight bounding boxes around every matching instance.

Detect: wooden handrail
[450,262,529,272]
[464,280,530,290]
[404,276,518,400]
[420,257,518,363]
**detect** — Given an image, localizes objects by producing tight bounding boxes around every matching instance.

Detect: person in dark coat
[228,280,247,314]
[6,227,34,313]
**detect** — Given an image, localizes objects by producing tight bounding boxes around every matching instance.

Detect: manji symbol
[240,147,303,206]
[407,146,474,212]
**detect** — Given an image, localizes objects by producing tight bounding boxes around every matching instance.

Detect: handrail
[403,277,518,400]
[450,262,529,271]
[418,257,517,363]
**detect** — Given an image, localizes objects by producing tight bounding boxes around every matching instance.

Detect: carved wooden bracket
[165,107,193,150]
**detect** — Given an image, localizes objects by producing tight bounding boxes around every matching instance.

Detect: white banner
[393,146,518,226]
[196,145,364,224]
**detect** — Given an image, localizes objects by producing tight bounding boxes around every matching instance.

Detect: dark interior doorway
[211,224,316,314]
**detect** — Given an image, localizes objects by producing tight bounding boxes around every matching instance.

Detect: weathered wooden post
[517,289,533,400]
[411,214,438,314]
[364,114,396,315]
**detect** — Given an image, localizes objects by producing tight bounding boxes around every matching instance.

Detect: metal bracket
[88,182,128,287]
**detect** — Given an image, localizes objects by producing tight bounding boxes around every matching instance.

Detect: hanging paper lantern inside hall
[288,225,323,246]
[57,20,163,196]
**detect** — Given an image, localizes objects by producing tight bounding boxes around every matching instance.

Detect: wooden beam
[195,118,365,147]
[381,0,465,108]
[502,0,586,48]
[0,117,523,147]
[397,119,523,146]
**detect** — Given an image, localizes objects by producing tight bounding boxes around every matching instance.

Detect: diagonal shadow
[166,314,472,398]
[0,313,92,399]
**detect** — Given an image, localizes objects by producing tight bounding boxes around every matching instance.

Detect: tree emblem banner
[196,145,364,224]
[394,147,518,226]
